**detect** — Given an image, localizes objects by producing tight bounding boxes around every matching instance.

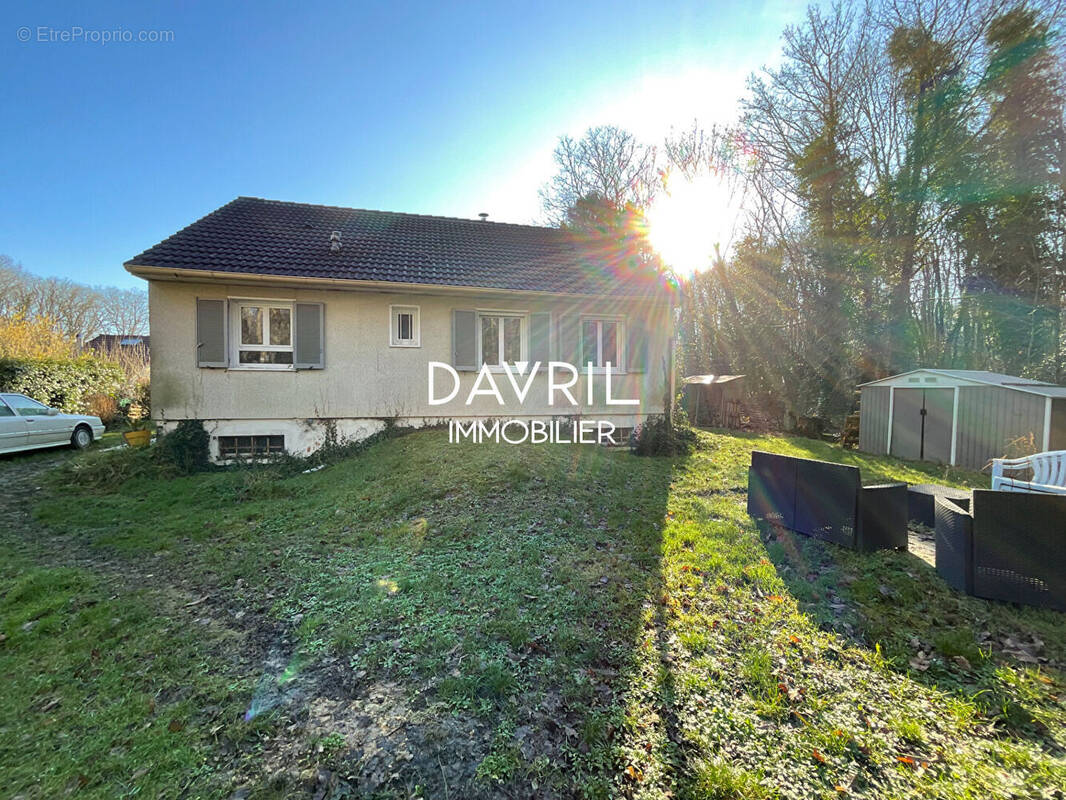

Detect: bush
[0,314,77,359]
[631,414,696,457]
[84,393,121,426]
[0,356,124,413]
[155,420,211,474]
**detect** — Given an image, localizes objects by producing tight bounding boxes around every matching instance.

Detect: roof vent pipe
[329,231,342,252]
[478,213,488,222]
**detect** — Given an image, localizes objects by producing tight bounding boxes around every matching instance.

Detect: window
[581,318,624,371]
[0,398,13,417]
[2,394,49,416]
[234,301,293,367]
[390,305,420,347]
[479,313,525,367]
[218,435,285,459]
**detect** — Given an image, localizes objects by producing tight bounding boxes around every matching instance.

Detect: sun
[646,171,746,278]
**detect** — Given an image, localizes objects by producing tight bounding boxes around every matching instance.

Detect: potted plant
[122,401,152,448]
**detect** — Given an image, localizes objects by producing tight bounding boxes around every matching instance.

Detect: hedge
[0,357,125,413]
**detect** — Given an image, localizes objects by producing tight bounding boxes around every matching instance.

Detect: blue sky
[2,0,802,289]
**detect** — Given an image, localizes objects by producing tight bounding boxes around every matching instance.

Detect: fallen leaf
[812,749,827,764]
[624,765,643,781]
[168,719,185,733]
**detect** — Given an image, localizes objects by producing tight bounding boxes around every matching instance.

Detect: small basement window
[218,435,285,459]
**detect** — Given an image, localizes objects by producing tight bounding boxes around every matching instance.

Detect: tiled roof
[125,197,673,299]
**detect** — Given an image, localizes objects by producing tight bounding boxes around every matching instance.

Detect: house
[125,197,676,460]
[85,334,150,358]
[858,369,1066,470]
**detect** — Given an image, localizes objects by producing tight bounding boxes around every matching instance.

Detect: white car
[0,393,106,454]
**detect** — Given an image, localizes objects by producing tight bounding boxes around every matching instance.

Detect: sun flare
[646,172,746,278]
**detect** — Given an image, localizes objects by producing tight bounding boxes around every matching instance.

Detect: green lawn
[1,429,1063,799]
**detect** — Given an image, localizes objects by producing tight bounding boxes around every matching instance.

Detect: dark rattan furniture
[747,451,908,552]
[972,490,1066,610]
[934,490,1066,610]
[909,484,970,528]
[934,496,973,594]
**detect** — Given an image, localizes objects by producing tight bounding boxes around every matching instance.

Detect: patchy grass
[0,549,263,799]
[2,427,1063,799]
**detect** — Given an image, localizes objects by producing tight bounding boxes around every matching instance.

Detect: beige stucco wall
[148,279,671,442]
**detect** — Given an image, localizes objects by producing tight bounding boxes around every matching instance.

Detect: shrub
[0,356,124,412]
[0,314,77,359]
[631,414,696,457]
[84,393,121,426]
[155,420,211,474]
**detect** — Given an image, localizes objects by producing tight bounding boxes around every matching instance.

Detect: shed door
[891,389,924,460]
[891,388,954,462]
[923,389,954,463]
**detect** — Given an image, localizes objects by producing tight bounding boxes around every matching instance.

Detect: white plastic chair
[991,450,1066,494]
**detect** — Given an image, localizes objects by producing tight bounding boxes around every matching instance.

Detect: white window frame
[389,304,421,348]
[580,316,626,374]
[229,299,295,371]
[476,310,528,371]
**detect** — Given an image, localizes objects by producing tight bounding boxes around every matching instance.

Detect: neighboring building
[858,369,1066,470]
[85,334,150,357]
[125,197,675,460]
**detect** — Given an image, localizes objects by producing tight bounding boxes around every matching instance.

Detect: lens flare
[647,171,746,278]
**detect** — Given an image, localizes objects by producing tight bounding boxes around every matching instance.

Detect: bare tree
[98,287,149,336]
[539,125,659,225]
[0,256,148,342]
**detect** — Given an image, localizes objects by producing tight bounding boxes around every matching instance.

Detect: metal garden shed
[857,369,1066,470]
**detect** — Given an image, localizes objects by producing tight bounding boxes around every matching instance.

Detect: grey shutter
[626,317,648,373]
[558,314,580,366]
[452,309,477,371]
[529,312,551,366]
[294,303,324,369]
[196,298,227,368]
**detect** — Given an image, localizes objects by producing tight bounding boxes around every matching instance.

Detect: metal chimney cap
[478,213,489,221]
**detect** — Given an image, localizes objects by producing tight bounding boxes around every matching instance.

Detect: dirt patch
[907,525,936,567]
[1,449,502,798]
[239,679,494,798]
